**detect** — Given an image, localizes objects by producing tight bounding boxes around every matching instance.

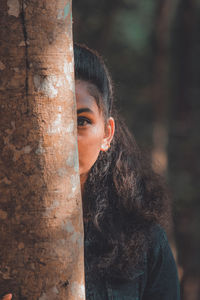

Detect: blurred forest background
[73,0,200,299]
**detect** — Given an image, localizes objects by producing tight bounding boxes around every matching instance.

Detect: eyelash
[77,116,91,127]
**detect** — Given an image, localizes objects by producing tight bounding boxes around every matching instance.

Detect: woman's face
[76,80,115,190]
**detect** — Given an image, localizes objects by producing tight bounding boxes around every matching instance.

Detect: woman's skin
[2,295,12,300]
[2,80,115,300]
[76,80,115,192]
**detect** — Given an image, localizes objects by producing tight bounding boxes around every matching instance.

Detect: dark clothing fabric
[85,225,180,300]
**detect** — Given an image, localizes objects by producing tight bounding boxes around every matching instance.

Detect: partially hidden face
[75,80,115,189]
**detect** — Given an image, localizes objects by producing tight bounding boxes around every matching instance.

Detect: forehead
[75,80,100,111]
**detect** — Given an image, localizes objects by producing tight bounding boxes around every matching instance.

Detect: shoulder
[148,224,168,253]
[147,224,174,276]
[143,224,181,299]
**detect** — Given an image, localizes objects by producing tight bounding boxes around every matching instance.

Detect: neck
[80,173,88,194]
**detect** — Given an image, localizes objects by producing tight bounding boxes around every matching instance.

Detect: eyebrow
[77,108,94,114]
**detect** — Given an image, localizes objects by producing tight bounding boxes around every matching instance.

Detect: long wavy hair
[74,44,169,282]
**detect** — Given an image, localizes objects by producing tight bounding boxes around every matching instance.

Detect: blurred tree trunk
[0,0,85,299]
[151,0,178,176]
[169,0,200,299]
[151,0,180,272]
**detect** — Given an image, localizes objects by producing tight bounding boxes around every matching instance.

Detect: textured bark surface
[0,0,85,299]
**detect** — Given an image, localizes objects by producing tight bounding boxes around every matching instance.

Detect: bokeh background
[73,1,200,299]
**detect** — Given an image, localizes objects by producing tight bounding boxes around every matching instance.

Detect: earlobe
[100,144,109,151]
[100,143,111,152]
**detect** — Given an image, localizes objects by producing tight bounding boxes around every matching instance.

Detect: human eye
[77,116,91,127]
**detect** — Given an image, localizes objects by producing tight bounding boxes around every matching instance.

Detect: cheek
[77,129,104,174]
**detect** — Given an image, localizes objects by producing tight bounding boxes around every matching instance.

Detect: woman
[75,44,180,300]
[3,44,180,300]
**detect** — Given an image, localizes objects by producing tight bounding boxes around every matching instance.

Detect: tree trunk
[169,0,200,299]
[151,0,177,176]
[151,0,181,276]
[0,0,85,299]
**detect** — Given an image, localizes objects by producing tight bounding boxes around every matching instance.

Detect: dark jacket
[85,225,180,300]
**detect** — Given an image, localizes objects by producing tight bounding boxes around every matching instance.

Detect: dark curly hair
[74,44,169,282]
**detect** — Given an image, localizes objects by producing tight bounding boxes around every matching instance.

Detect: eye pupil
[79,119,85,126]
[77,117,90,126]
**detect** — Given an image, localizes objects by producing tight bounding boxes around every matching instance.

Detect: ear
[100,117,115,151]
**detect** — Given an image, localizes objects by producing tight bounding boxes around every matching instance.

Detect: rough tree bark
[0,0,85,299]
